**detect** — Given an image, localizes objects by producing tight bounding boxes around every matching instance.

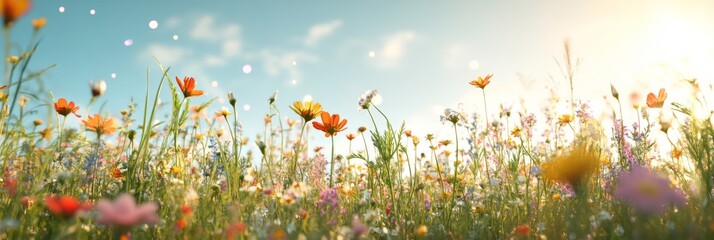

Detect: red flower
[2,174,17,196]
[226,222,247,239]
[44,196,92,218]
[175,217,188,230]
[180,204,192,216]
[515,224,530,236]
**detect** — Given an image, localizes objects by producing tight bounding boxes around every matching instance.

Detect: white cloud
[187,15,243,66]
[223,39,241,57]
[140,44,190,66]
[165,17,181,29]
[304,20,343,47]
[138,14,320,101]
[259,49,318,80]
[375,31,416,68]
[443,44,471,69]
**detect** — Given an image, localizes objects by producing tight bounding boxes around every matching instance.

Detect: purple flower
[352,217,368,237]
[96,193,159,227]
[315,188,339,208]
[614,165,686,214]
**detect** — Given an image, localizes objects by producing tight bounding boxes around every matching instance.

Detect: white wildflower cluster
[358,90,378,110]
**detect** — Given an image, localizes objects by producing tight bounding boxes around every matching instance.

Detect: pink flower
[96,193,159,227]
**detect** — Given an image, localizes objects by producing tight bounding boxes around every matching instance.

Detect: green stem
[329,135,335,188]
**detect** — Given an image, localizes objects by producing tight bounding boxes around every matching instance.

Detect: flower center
[637,181,660,197]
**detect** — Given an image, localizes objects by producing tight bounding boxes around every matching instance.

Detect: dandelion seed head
[242,64,252,74]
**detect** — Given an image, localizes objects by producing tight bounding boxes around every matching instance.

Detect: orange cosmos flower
[346,133,356,141]
[54,98,81,118]
[1,0,31,26]
[646,88,667,108]
[312,111,347,137]
[469,74,493,89]
[82,114,118,136]
[44,196,92,218]
[31,17,45,30]
[175,76,203,98]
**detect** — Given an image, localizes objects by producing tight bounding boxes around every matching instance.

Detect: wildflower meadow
[2,0,714,239]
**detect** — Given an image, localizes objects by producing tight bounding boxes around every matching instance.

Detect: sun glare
[644,12,714,79]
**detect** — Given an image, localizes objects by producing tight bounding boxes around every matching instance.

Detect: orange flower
[44,196,92,218]
[175,217,188,230]
[646,88,667,108]
[346,133,356,141]
[672,148,682,159]
[110,167,124,180]
[312,111,347,137]
[31,17,45,30]
[54,98,81,118]
[469,74,493,89]
[82,114,118,136]
[175,76,203,98]
[1,0,31,26]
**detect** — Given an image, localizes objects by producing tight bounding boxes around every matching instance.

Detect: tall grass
[0,9,713,240]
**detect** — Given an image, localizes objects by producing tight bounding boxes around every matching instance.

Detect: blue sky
[7,0,714,153]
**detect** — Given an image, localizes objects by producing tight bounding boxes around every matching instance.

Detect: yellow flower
[217,107,231,117]
[541,144,600,186]
[557,114,573,126]
[511,126,522,137]
[18,96,28,107]
[6,56,18,64]
[39,127,52,141]
[469,74,493,89]
[552,193,561,201]
[289,100,322,122]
